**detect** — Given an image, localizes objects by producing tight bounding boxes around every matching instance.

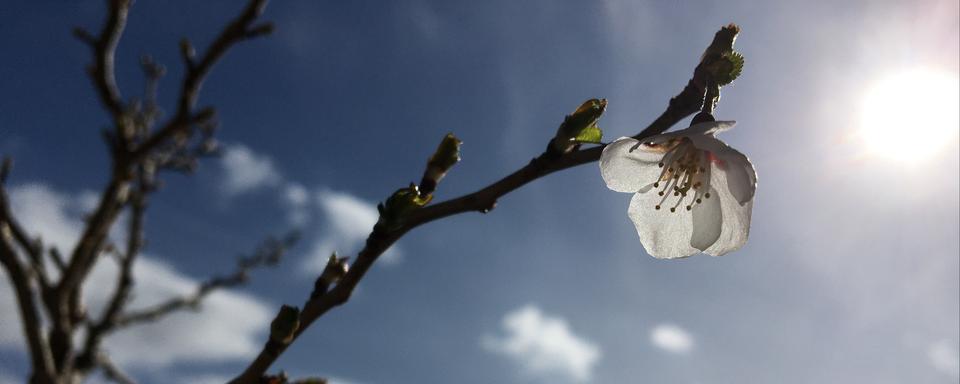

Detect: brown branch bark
[74,187,146,373]
[73,0,130,125]
[0,178,56,383]
[231,24,742,383]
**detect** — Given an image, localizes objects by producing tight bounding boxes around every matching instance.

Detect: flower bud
[420,133,462,196]
[312,253,350,298]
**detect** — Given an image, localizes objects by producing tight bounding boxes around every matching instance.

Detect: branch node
[245,23,275,39]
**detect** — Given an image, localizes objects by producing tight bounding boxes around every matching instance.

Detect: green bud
[709,51,744,86]
[699,24,743,87]
[270,305,300,344]
[552,98,607,154]
[420,133,462,196]
[427,133,462,174]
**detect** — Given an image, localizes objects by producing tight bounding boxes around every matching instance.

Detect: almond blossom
[600,120,757,259]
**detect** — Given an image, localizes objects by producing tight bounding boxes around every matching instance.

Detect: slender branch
[232,24,741,382]
[0,158,49,287]
[0,161,56,383]
[74,188,147,373]
[131,0,271,162]
[113,233,296,328]
[73,0,131,124]
[53,1,139,371]
[96,353,136,384]
[56,2,273,371]
[0,216,55,383]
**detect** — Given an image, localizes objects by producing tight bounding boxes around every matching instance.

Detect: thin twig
[113,233,296,328]
[74,186,147,373]
[131,0,271,162]
[0,206,56,382]
[97,353,136,384]
[72,0,131,124]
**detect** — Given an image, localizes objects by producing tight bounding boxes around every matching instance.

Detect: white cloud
[649,323,694,355]
[927,339,960,378]
[219,143,282,196]
[0,183,275,370]
[302,189,401,273]
[482,305,601,383]
[282,182,311,226]
[95,258,273,367]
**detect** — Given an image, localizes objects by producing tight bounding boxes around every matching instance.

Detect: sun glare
[859,69,960,163]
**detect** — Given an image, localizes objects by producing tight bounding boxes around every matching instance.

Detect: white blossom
[600,120,757,259]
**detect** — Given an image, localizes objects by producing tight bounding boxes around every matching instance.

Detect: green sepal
[711,50,744,86]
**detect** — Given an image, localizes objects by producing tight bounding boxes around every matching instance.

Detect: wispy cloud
[482,305,601,383]
[927,339,960,379]
[649,323,694,355]
[0,183,274,370]
[302,189,402,273]
[219,143,282,196]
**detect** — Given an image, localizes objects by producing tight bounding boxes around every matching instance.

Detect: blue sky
[1,0,958,383]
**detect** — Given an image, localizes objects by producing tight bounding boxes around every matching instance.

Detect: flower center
[647,138,712,213]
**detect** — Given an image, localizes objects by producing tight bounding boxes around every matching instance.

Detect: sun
[859,69,960,163]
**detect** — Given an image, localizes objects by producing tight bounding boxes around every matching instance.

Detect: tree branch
[55,1,273,372]
[131,0,271,162]
[74,186,147,373]
[0,158,49,288]
[73,0,131,125]
[0,180,56,383]
[232,24,741,383]
[113,233,296,328]
[96,353,136,384]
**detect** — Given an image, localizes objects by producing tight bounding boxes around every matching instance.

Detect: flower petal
[703,172,753,256]
[690,187,722,251]
[627,193,700,259]
[600,137,664,193]
[691,134,757,205]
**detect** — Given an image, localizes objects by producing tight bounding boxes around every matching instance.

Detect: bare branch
[114,232,297,328]
[74,187,147,373]
[0,183,55,381]
[0,158,50,287]
[57,4,272,370]
[96,353,136,384]
[73,0,131,124]
[132,0,271,161]
[232,24,742,383]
